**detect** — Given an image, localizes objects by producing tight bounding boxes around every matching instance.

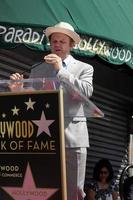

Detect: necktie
[62,61,67,69]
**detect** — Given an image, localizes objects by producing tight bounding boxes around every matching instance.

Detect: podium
[0,78,104,200]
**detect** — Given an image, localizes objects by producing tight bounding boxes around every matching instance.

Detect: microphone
[22,61,44,76]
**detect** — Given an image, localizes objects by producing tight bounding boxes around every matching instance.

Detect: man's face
[50,33,74,59]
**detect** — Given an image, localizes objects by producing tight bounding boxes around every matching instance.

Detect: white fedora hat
[45,22,80,44]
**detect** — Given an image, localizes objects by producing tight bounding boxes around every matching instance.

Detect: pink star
[2,163,58,200]
[32,111,54,137]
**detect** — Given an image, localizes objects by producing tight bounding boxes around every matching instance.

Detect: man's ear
[70,40,75,49]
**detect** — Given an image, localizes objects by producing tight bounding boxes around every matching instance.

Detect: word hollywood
[76,37,132,63]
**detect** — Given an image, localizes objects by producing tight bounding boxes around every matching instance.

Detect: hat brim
[44,27,80,44]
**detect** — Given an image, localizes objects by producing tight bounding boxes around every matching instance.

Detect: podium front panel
[0,89,67,200]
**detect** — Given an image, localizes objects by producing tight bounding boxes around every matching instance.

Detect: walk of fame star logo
[1,96,55,139]
[2,163,58,200]
[32,111,55,137]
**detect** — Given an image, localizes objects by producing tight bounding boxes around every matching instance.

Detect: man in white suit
[10,22,94,200]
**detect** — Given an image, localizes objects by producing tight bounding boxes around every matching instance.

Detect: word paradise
[0,25,45,44]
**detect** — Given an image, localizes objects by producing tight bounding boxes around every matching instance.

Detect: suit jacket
[30,55,93,147]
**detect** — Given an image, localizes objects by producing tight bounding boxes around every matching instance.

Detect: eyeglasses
[100,170,108,175]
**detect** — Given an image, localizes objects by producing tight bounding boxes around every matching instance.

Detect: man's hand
[44,54,62,71]
[9,73,24,91]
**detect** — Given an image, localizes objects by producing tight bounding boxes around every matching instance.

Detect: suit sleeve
[57,62,94,98]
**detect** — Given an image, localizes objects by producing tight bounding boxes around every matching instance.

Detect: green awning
[0,0,133,68]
